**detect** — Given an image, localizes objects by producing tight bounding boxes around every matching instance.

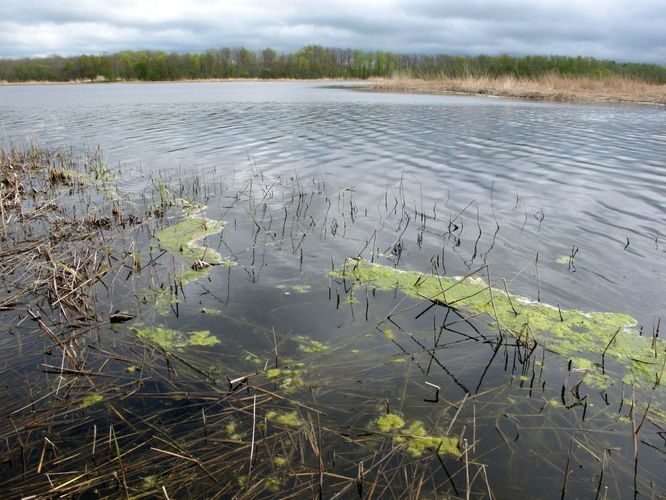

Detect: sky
[0,0,664,64]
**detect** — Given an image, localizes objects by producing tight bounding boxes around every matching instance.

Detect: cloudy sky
[0,0,664,64]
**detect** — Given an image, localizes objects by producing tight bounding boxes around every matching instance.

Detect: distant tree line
[1,45,665,84]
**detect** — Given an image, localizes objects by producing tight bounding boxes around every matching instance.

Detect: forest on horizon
[2,45,665,84]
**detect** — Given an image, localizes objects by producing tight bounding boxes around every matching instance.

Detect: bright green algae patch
[373,414,459,457]
[81,394,104,408]
[334,259,664,391]
[130,324,219,351]
[376,413,406,432]
[266,410,304,428]
[158,216,226,263]
[142,214,234,313]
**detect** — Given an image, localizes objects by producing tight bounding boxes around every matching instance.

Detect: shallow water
[1,82,665,497]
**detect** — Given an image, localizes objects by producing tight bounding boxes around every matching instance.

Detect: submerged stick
[249,394,257,476]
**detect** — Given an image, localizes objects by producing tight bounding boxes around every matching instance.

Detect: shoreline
[368,75,666,106]
[0,77,354,87]
[2,75,665,105]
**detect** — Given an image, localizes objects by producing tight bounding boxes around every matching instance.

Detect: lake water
[1,82,665,497]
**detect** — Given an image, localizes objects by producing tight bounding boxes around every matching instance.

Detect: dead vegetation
[0,144,136,318]
[370,73,666,105]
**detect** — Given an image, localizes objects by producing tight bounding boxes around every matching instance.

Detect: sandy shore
[369,74,666,105]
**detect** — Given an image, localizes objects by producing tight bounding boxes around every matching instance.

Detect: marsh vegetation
[371,73,666,105]
[1,142,664,498]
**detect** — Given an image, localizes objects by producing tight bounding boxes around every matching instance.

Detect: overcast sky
[0,0,664,64]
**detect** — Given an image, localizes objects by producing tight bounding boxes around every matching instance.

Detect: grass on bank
[371,73,666,105]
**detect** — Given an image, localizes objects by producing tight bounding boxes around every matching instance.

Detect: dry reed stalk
[370,74,666,105]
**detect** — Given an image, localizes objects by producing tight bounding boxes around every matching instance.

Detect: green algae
[383,328,395,340]
[130,324,218,351]
[373,414,459,457]
[333,259,664,393]
[556,256,571,265]
[294,335,329,353]
[81,394,104,408]
[226,420,245,441]
[49,163,121,201]
[570,357,612,389]
[140,214,234,314]
[376,413,405,432]
[266,476,282,493]
[277,284,311,294]
[265,366,306,392]
[158,216,225,263]
[142,475,158,488]
[244,352,263,365]
[189,330,220,346]
[266,410,304,428]
[395,421,460,458]
[273,456,288,467]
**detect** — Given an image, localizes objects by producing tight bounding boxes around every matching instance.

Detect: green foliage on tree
[1,46,664,83]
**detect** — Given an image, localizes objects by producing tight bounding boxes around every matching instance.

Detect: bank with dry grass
[370,74,666,105]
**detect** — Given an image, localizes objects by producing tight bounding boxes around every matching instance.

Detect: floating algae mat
[158,215,226,264]
[138,212,235,312]
[130,323,219,351]
[373,413,459,458]
[334,259,665,392]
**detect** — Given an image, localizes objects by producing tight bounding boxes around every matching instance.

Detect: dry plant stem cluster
[371,74,666,105]
[1,145,131,315]
[1,146,473,498]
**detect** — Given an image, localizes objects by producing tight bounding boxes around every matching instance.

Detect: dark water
[2,82,664,321]
[1,82,665,497]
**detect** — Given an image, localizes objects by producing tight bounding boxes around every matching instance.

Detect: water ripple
[1,82,664,319]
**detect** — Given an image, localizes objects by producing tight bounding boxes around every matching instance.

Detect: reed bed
[370,73,666,105]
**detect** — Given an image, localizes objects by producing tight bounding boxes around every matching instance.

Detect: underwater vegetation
[334,259,665,413]
[158,216,225,264]
[374,414,459,458]
[130,324,219,351]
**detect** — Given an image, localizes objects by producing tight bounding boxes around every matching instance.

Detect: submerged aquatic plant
[276,283,311,294]
[333,259,664,394]
[265,365,306,392]
[376,413,405,432]
[373,413,459,457]
[294,335,329,353]
[158,216,225,263]
[130,324,218,351]
[266,410,304,428]
[81,394,104,408]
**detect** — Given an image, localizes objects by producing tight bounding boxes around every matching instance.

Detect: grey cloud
[0,0,664,64]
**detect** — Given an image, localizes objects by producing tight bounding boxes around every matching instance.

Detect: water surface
[1,81,664,497]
